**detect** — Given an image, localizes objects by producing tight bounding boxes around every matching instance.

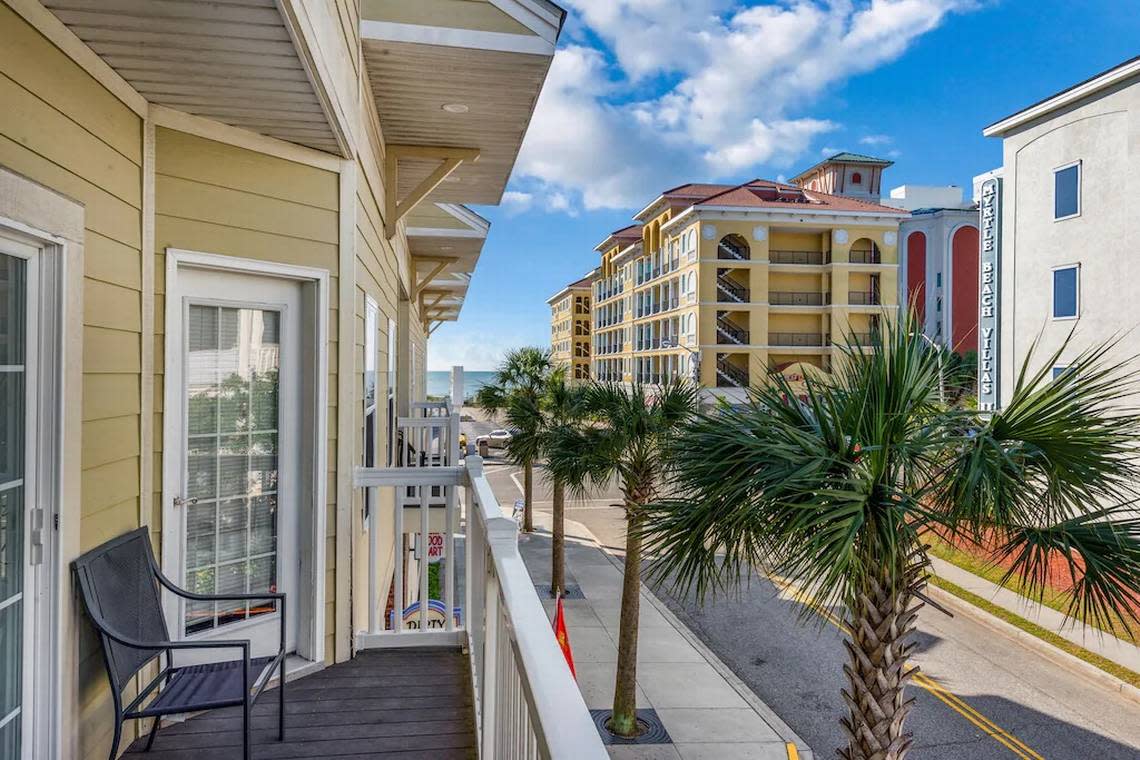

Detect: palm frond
[998,507,1140,636]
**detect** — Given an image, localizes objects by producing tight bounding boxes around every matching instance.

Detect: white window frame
[0,215,70,760]
[1053,160,1082,222]
[1051,263,1080,321]
[161,248,330,666]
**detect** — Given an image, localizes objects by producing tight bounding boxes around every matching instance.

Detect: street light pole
[661,338,701,386]
[913,332,945,404]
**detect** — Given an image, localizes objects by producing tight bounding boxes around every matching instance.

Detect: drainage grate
[533,583,585,600]
[590,708,672,745]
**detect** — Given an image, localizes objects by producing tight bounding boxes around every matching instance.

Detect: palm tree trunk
[839,574,921,760]
[551,478,565,596]
[610,500,643,737]
[523,461,534,533]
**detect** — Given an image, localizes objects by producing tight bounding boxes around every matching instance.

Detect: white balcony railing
[355,406,606,760]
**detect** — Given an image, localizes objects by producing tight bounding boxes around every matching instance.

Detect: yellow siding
[0,10,146,756]
[153,126,341,661]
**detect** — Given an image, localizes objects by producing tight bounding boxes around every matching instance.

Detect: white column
[450,365,464,408]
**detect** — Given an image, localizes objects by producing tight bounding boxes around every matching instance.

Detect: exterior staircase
[716,357,749,388]
[716,317,749,345]
[718,237,749,260]
[717,272,749,303]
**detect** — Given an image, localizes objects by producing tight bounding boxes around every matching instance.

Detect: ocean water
[426,370,497,401]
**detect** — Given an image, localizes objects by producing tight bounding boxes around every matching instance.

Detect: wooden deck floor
[125,648,477,760]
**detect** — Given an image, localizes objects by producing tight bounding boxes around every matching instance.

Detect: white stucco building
[886,186,980,352]
[983,56,1139,407]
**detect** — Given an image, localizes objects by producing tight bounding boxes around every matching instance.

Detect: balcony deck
[125,648,477,760]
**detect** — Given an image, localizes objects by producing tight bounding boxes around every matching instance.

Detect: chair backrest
[73,528,171,690]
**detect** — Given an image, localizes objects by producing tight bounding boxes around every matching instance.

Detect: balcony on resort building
[769,332,827,347]
[770,290,829,306]
[770,249,830,265]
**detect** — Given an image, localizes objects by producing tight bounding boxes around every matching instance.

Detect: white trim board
[151,105,343,173]
[161,248,330,666]
[360,20,555,55]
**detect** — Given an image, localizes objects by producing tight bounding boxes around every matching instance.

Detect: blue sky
[428,0,1140,370]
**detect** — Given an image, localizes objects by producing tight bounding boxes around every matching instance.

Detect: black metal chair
[72,528,286,760]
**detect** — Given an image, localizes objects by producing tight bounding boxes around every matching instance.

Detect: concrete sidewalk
[517,512,811,760]
[931,556,1140,674]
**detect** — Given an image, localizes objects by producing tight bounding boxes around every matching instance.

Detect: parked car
[475,429,514,449]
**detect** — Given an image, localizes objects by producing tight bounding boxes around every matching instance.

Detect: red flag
[552,595,576,679]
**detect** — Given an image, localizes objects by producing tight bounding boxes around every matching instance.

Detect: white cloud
[860,134,893,146]
[513,0,973,211]
[501,190,534,216]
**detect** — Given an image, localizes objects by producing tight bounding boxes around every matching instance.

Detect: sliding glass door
[0,251,27,757]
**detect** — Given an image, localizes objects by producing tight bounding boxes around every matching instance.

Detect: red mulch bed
[928,528,1140,620]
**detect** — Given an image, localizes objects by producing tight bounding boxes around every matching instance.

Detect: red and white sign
[426,532,445,564]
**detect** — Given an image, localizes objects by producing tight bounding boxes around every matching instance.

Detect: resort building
[982,55,1139,408]
[591,224,642,383]
[0,3,611,760]
[547,272,594,380]
[886,186,981,352]
[590,169,909,395]
[790,152,895,202]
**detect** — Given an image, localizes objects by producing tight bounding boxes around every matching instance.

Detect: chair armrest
[153,570,285,603]
[99,625,252,656]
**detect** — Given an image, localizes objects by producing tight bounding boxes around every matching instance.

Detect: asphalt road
[462,412,1140,760]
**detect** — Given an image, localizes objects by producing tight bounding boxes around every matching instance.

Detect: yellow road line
[770,577,1045,760]
[786,741,800,759]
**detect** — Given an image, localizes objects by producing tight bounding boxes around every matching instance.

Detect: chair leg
[144,717,161,751]
[278,658,286,741]
[107,718,123,760]
[243,693,252,760]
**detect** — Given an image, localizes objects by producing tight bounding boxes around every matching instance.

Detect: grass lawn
[926,534,1140,642]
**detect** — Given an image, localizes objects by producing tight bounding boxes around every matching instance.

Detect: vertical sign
[978,177,1002,410]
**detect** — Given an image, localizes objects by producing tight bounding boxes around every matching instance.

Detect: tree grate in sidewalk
[533,583,586,599]
[590,708,672,745]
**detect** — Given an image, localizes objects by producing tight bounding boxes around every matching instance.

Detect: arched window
[951,226,980,352]
[851,171,863,185]
[717,233,750,261]
[848,238,880,264]
[687,271,696,295]
[906,231,927,323]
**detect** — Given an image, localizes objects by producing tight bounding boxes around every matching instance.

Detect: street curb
[925,584,1140,707]
[565,517,816,760]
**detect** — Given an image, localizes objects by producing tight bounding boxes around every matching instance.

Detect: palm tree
[505,367,586,595]
[475,347,554,532]
[643,324,1140,760]
[547,380,698,737]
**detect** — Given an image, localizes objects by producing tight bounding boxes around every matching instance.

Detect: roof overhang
[362,0,564,230]
[983,55,1140,137]
[43,0,349,155]
[405,202,491,323]
[663,204,908,234]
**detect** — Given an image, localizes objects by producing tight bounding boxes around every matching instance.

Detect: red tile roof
[695,179,909,215]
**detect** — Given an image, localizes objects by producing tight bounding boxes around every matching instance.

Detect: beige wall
[2,2,449,756]
[0,7,146,756]
[998,76,1139,405]
[153,126,343,662]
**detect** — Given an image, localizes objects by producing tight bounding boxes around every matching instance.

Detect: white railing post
[481,570,501,760]
[367,486,379,634]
